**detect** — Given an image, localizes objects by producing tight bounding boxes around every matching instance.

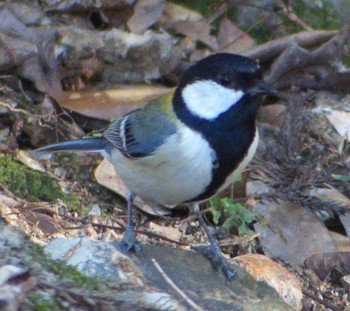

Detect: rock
[0,224,183,310]
[233,254,303,310]
[45,237,144,286]
[45,237,293,310]
[0,265,37,311]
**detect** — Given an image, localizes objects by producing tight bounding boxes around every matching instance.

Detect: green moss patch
[0,155,81,209]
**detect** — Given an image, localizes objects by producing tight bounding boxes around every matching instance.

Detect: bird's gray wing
[103,102,177,158]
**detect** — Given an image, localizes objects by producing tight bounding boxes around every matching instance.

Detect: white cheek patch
[182,80,244,120]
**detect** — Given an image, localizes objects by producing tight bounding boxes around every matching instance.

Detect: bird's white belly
[111,126,216,206]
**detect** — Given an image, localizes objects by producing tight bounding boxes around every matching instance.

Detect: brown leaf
[164,20,218,50]
[233,254,302,310]
[51,85,172,120]
[24,212,60,236]
[330,232,350,252]
[325,110,350,142]
[305,252,350,281]
[341,275,350,292]
[16,150,46,173]
[160,2,202,23]
[127,0,165,34]
[148,222,182,241]
[217,18,256,54]
[247,197,338,265]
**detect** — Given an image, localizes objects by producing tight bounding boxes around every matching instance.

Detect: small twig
[281,1,314,31]
[191,232,259,249]
[18,79,34,103]
[64,221,188,246]
[222,11,274,53]
[0,100,49,119]
[151,258,204,311]
[302,289,343,311]
[206,3,227,24]
[178,206,213,225]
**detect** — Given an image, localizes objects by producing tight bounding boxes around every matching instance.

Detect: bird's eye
[219,75,231,86]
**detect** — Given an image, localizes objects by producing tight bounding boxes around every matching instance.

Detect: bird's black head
[174,53,273,122]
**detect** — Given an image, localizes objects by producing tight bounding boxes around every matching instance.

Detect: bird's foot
[118,227,142,256]
[197,244,237,280]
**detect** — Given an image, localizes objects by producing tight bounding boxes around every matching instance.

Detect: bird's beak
[248,81,277,97]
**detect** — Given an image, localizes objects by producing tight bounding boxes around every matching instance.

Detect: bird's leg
[193,203,236,280]
[119,191,142,254]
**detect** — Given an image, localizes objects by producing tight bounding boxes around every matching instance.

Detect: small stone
[88,204,101,217]
[341,275,350,293]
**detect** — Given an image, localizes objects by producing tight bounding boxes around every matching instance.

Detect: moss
[46,260,101,291]
[291,0,341,31]
[0,224,103,310]
[0,155,81,209]
[266,0,340,40]
[25,294,61,311]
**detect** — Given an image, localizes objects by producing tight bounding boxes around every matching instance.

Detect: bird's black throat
[173,89,259,202]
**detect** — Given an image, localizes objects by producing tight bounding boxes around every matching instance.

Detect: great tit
[35,53,275,280]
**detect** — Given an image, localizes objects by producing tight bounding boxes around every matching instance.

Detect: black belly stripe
[186,125,256,203]
[173,90,259,203]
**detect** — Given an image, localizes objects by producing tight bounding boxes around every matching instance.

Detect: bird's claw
[118,228,143,256]
[197,245,237,280]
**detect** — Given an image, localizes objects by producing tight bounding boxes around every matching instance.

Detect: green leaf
[211,207,222,225]
[332,174,350,181]
[209,196,255,236]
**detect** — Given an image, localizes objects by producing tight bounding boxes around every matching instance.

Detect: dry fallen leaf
[51,85,172,120]
[160,2,202,24]
[304,252,350,281]
[163,20,218,50]
[217,17,256,54]
[233,254,302,310]
[16,150,46,173]
[247,197,338,265]
[325,110,350,142]
[148,222,182,241]
[330,232,350,252]
[127,0,165,34]
[341,275,350,292]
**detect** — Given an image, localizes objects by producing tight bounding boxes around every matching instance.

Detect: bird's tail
[34,138,110,155]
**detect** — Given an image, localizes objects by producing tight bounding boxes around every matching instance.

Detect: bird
[34,53,275,280]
